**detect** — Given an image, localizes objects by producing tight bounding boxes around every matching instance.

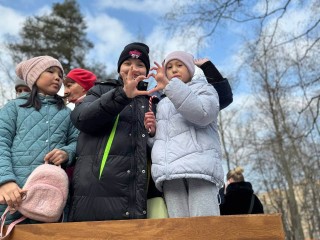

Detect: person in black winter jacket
[219,167,264,215]
[68,42,152,221]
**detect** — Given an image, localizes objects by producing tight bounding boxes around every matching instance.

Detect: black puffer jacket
[219,182,264,215]
[68,78,151,221]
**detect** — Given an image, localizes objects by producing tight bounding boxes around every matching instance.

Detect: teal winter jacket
[0,93,78,223]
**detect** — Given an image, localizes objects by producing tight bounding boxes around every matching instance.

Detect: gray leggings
[163,178,220,218]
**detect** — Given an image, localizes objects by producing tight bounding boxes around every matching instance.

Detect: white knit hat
[164,51,195,77]
[16,56,64,89]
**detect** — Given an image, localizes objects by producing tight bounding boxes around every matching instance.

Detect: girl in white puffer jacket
[145,51,224,218]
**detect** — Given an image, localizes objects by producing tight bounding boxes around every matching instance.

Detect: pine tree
[8,0,101,74]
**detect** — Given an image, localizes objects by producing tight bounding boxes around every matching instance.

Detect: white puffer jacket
[150,77,224,191]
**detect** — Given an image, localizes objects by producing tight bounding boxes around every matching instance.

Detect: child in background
[0,56,78,224]
[14,79,31,97]
[145,51,224,217]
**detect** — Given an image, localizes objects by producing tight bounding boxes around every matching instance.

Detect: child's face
[166,60,191,83]
[36,66,63,95]
[120,58,147,80]
[16,86,31,96]
[63,80,85,103]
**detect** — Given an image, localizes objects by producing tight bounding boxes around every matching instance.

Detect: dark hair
[19,85,65,111]
[63,76,75,86]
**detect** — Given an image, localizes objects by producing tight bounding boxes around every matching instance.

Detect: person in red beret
[63,68,97,206]
[63,68,97,104]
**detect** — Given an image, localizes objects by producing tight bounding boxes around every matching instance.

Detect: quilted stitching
[0,96,78,188]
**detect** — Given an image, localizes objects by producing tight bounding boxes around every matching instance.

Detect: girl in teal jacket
[0,56,78,224]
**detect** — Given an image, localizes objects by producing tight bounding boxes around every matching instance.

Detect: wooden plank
[6,214,285,240]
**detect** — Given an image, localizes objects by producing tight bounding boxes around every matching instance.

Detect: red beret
[66,68,96,91]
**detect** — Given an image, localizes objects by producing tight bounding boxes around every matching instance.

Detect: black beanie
[117,42,150,75]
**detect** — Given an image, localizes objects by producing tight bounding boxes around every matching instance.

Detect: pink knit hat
[16,56,64,89]
[164,51,195,77]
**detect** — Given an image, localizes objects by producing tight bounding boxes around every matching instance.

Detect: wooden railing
[6,214,285,239]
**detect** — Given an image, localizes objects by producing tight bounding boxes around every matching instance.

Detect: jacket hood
[226,181,254,194]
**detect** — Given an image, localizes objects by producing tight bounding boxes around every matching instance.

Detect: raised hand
[147,61,170,95]
[194,58,210,67]
[121,66,149,98]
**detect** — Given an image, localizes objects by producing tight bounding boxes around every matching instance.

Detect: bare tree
[0,47,16,106]
[218,101,256,172]
[241,25,320,238]
[164,1,319,239]
[164,0,320,114]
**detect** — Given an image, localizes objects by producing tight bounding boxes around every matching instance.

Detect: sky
[0,0,315,93]
[0,0,242,88]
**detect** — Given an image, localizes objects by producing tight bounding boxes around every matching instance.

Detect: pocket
[73,155,97,188]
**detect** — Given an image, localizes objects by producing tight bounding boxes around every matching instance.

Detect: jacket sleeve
[0,101,18,186]
[70,84,132,134]
[60,118,79,167]
[164,78,219,127]
[200,61,233,110]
